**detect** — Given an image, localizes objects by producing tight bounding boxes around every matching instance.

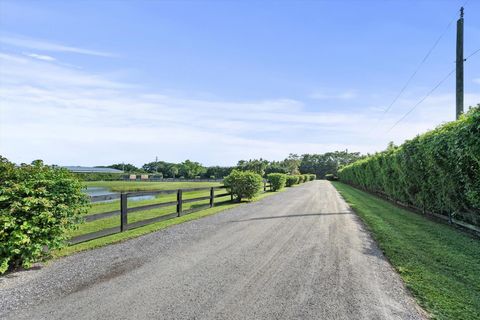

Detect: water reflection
[84,187,155,202]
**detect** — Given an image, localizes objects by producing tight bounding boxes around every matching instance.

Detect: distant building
[62,166,124,173]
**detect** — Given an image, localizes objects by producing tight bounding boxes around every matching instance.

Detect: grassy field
[332,182,480,320]
[84,180,222,192]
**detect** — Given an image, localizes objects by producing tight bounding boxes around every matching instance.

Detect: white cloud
[23,52,56,61]
[1,51,477,167]
[0,34,113,57]
[309,89,357,100]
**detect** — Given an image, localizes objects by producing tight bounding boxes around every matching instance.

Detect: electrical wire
[386,68,455,133]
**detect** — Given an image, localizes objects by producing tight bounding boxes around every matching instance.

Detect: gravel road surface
[0,181,425,320]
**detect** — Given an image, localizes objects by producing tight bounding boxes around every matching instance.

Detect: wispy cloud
[309,89,357,100]
[1,51,477,166]
[23,52,56,61]
[0,34,114,57]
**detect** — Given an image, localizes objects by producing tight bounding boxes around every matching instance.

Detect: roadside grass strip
[332,182,480,320]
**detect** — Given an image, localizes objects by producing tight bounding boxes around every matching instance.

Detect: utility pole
[456,7,464,119]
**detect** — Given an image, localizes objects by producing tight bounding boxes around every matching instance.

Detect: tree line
[96,151,363,179]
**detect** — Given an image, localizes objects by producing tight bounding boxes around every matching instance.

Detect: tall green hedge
[338,106,480,226]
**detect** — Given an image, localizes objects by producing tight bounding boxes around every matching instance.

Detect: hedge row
[338,106,480,226]
[269,173,316,189]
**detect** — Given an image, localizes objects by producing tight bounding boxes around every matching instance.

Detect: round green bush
[286,175,299,187]
[224,169,263,202]
[309,174,316,181]
[267,173,287,191]
[0,158,89,274]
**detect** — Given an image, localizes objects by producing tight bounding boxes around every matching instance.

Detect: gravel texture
[0,181,426,319]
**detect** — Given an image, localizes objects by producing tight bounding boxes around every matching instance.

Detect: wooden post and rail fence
[70,183,272,245]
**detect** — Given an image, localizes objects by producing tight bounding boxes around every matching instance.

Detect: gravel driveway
[0,181,425,319]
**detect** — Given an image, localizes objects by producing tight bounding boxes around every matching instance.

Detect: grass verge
[54,189,283,258]
[332,181,480,320]
[84,181,221,192]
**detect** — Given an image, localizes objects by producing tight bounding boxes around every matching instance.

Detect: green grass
[84,180,221,192]
[56,188,283,258]
[71,189,231,238]
[332,182,480,320]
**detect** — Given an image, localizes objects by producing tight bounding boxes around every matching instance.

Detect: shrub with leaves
[309,174,316,181]
[224,169,263,202]
[0,158,89,274]
[338,106,480,226]
[286,175,299,187]
[267,173,287,191]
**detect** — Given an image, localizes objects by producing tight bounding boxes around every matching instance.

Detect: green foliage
[309,174,316,181]
[300,151,363,178]
[297,175,305,183]
[224,170,263,201]
[286,175,299,187]
[338,106,480,226]
[325,173,337,181]
[267,173,287,191]
[236,159,269,176]
[0,157,89,274]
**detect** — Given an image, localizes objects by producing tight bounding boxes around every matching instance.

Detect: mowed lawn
[84,180,222,192]
[332,182,480,320]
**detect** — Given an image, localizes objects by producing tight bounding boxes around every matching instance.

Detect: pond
[83,187,156,202]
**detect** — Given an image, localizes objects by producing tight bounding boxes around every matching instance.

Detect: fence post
[210,187,214,208]
[120,193,128,232]
[177,189,183,217]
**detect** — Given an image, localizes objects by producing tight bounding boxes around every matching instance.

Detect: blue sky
[0,0,479,166]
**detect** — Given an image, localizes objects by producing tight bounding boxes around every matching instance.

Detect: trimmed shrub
[224,169,263,202]
[286,175,299,187]
[267,173,287,191]
[302,174,310,182]
[0,158,89,274]
[297,175,305,183]
[338,106,480,226]
[309,174,316,181]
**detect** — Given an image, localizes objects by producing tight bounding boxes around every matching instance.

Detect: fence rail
[70,182,272,245]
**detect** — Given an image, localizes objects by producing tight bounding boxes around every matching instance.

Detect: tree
[299,151,363,178]
[179,160,206,179]
[282,153,301,175]
[168,166,179,178]
[237,159,269,176]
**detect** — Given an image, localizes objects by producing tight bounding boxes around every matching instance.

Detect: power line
[386,67,455,133]
[371,0,471,132]
[465,47,480,61]
[376,7,459,119]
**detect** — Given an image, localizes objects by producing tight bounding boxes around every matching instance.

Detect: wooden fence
[70,182,272,245]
